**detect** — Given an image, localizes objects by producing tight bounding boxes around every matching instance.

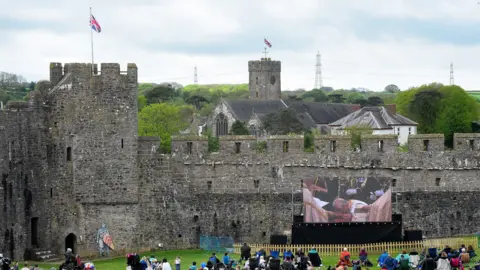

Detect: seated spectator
[308,248,322,267]
[420,254,437,270]
[428,248,438,259]
[223,253,231,266]
[337,248,352,267]
[398,255,410,270]
[359,248,372,266]
[436,252,450,270]
[267,257,280,270]
[377,251,389,267]
[409,249,420,268]
[259,256,266,269]
[209,253,218,265]
[383,255,397,270]
[443,246,452,256]
[270,251,279,259]
[281,257,294,270]
[459,248,470,265]
[467,245,476,259]
[396,250,410,263]
[450,255,461,270]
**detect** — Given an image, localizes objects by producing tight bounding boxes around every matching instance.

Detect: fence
[200,236,235,253]
[233,236,478,257]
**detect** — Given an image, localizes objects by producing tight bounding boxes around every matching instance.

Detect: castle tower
[49,62,63,86]
[248,59,281,100]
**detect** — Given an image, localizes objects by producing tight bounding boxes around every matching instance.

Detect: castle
[1,62,480,261]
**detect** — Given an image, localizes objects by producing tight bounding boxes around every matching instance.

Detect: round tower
[248,59,281,100]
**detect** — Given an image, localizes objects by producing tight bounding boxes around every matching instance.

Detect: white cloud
[1,0,480,91]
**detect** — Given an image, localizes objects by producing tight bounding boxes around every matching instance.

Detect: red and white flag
[264,38,272,48]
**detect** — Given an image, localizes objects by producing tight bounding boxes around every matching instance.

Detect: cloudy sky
[2,0,480,91]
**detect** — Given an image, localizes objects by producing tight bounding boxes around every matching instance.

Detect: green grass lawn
[32,250,377,270]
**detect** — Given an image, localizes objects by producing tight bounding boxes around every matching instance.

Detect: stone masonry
[0,63,480,260]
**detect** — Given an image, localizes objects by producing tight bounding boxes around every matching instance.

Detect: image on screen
[303,176,392,223]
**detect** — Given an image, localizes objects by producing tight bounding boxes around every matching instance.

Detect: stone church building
[211,58,359,136]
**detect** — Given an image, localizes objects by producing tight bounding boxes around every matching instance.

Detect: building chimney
[385,104,396,114]
[351,104,361,111]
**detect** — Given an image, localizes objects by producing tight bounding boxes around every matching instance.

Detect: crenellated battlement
[168,133,480,156]
[248,59,281,72]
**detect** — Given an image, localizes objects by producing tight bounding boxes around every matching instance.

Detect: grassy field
[31,249,372,270]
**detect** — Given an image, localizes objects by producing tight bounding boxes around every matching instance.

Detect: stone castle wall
[1,62,480,260]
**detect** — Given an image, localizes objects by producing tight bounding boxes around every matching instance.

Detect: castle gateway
[1,63,480,260]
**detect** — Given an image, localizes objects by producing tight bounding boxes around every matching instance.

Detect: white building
[329,104,417,145]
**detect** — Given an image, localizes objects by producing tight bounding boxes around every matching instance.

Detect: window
[256,77,258,85]
[435,178,441,186]
[8,141,12,161]
[250,125,257,137]
[215,113,228,136]
[391,179,397,187]
[235,142,241,153]
[254,180,260,188]
[330,140,337,152]
[282,141,289,153]
[121,139,124,149]
[50,188,53,198]
[207,181,212,191]
[423,140,429,151]
[66,147,72,161]
[187,142,193,154]
[256,91,259,98]
[397,128,400,134]
[408,127,411,135]
[469,140,475,150]
[378,140,384,152]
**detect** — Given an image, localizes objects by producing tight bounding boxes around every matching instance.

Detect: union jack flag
[264,38,272,48]
[90,14,101,33]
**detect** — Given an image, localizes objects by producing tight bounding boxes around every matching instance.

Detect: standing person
[162,258,172,270]
[398,255,410,270]
[223,253,231,266]
[20,262,29,270]
[175,256,181,270]
[241,243,251,261]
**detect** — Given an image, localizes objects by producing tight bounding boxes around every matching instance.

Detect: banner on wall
[303,176,392,223]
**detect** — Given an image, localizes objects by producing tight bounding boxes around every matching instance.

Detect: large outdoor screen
[303,176,392,223]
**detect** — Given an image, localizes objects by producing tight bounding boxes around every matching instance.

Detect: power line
[314,51,323,89]
[450,62,454,85]
[194,65,198,84]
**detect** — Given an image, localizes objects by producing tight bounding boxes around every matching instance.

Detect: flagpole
[90,7,94,75]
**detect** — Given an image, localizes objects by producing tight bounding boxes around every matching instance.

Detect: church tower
[248,58,281,100]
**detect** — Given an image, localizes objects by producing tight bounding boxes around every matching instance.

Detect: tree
[230,120,250,135]
[144,85,176,104]
[137,95,147,111]
[436,85,479,147]
[366,96,384,106]
[262,108,305,135]
[328,94,345,103]
[138,103,189,153]
[384,84,400,93]
[185,95,209,110]
[351,98,368,107]
[409,89,443,134]
[302,89,329,102]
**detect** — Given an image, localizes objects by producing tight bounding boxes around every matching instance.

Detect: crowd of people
[1,243,479,270]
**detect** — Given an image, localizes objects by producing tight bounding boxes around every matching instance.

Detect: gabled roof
[223,99,288,122]
[284,100,359,125]
[329,106,418,129]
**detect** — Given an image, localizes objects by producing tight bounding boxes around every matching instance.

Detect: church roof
[329,106,418,129]
[223,99,288,121]
[284,101,359,125]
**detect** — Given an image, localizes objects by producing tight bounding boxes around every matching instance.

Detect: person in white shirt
[21,262,30,270]
[162,258,173,270]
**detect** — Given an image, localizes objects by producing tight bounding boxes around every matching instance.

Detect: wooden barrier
[233,236,477,257]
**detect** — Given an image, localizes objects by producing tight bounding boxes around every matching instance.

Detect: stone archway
[65,233,77,254]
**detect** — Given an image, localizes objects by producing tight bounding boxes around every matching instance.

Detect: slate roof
[223,99,288,121]
[329,106,418,130]
[285,101,359,125]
